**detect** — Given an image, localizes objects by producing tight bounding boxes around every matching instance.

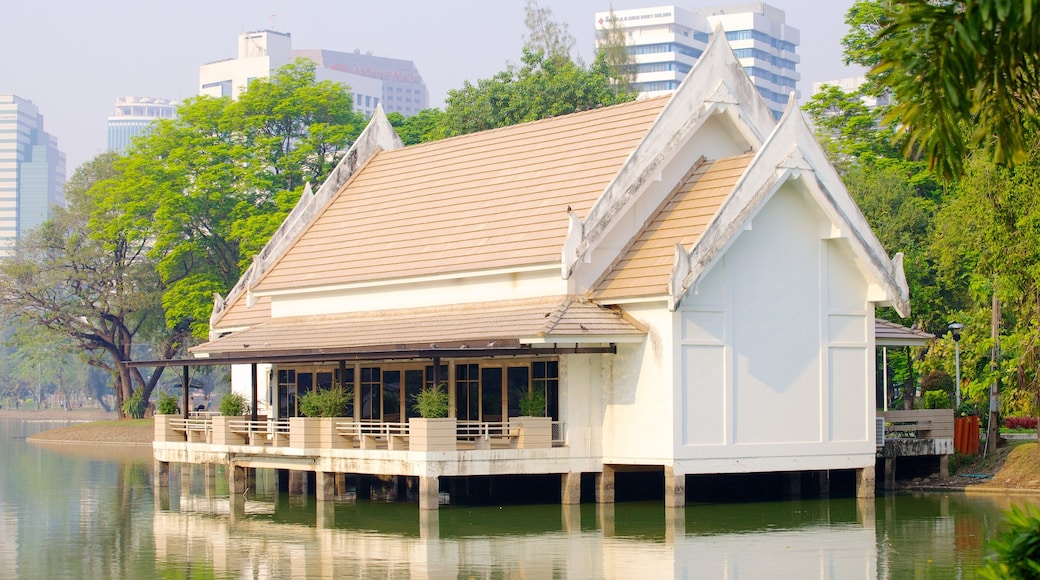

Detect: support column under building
[856,465,876,498]
[884,458,896,491]
[288,470,306,496]
[419,475,439,510]
[229,464,247,495]
[561,472,581,505]
[664,466,686,507]
[316,471,336,501]
[596,466,615,504]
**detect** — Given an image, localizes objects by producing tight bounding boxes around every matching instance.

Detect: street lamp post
[949,322,964,408]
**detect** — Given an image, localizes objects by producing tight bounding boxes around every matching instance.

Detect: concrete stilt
[939,455,950,480]
[229,464,247,495]
[180,464,193,491]
[596,466,615,504]
[419,475,439,510]
[856,465,876,498]
[154,460,170,488]
[664,466,686,507]
[884,458,896,491]
[288,470,305,496]
[316,471,336,501]
[335,473,347,496]
[561,472,581,505]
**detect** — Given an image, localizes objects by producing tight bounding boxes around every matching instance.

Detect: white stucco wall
[675,182,875,473]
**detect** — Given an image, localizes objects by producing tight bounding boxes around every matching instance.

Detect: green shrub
[979,505,1040,579]
[122,389,145,419]
[299,387,352,417]
[922,389,951,410]
[219,392,248,416]
[412,385,449,418]
[156,392,180,415]
[519,389,547,416]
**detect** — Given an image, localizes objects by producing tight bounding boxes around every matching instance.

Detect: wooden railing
[878,409,954,440]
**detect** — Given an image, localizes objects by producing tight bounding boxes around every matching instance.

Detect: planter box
[410,418,457,452]
[319,417,354,449]
[212,416,246,446]
[154,414,185,443]
[510,417,552,449]
[289,417,322,448]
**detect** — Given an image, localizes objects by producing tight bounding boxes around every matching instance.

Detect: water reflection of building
[152,495,882,579]
[150,27,912,511]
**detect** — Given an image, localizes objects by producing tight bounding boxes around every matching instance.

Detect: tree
[101,59,364,339]
[0,152,173,417]
[868,0,1040,179]
[597,7,636,95]
[386,109,450,146]
[523,0,575,61]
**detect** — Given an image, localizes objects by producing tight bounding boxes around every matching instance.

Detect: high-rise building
[199,30,429,117]
[811,76,892,109]
[596,3,800,119]
[0,95,65,256]
[107,96,179,153]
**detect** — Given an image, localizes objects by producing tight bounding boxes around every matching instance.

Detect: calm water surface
[1,418,1035,579]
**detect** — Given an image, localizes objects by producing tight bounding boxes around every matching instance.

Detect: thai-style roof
[874,318,935,347]
[591,154,753,301]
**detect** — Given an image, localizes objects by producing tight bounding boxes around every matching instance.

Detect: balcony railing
[158,415,566,451]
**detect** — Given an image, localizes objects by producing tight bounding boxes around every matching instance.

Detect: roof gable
[562,27,776,281]
[669,96,911,316]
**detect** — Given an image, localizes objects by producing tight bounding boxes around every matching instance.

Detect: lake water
[1,418,1035,579]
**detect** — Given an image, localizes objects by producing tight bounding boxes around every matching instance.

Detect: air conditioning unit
[875,417,885,447]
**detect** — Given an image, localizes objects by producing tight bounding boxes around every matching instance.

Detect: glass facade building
[0,95,65,256]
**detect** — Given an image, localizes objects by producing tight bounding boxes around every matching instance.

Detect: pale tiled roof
[194,297,646,358]
[875,318,934,346]
[591,154,753,301]
[254,97,669,293]
[214,295,271,329]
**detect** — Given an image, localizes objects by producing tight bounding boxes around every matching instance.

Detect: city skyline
[0,1,859,173]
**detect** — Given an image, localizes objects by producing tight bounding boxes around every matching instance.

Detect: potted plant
[410,385,456,452]
[213,392,249,445]
[295,386,354,448]
[512,389,551,449]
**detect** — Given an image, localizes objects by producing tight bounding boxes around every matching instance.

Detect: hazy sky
[1,0,860,173]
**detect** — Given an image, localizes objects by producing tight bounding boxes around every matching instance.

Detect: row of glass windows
[629,42,703,59]
[633,61,692,75]
[731,48,798,72]
[635,80,682,93]
[745,66,798,90]
[276,360,559,422]
[724,29,797,53]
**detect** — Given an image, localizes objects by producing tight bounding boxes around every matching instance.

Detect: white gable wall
[675,180,875,473]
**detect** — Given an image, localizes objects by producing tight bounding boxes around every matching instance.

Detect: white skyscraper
[0,95,65,256]
[107,96,179,154]
[596,3,800,119]
[199,30,429,117]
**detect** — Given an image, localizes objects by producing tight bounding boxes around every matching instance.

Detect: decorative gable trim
[209,105,404,331]
[562,27,776,280]
[669,95,911,317]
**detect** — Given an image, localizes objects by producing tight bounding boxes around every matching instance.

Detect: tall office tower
[107,97,179,153]
[0,95,66,256]
[596,3,800,119]
[199,30,429,117]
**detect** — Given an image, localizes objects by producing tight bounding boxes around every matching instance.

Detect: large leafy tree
[0,152,173,417]
[868,0,1040,179]
[101,59,364,339]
